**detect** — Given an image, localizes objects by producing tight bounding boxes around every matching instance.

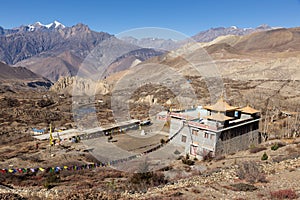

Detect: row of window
[181,130,215,143]
[193,129,215,140]
[204,132,215,140]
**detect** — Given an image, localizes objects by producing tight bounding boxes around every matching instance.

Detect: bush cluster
[236,161,267,183]
[37,98,55,108]
[43,172,60,189]
[271,143,285,151]
[270,189,298,199]
[128,171,167,192]
[181,154,195,166]
[261,152,268,160]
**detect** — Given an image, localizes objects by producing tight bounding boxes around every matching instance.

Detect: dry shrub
[37,98,54,108]
[43,172,60,189]
[128,171,167,192]
[181,154,195,165]
[63,189,121,200]
[0,193,27,200]
[127,160,168,191]
[160,166,173,171]
[236,161,267,183]
[270,189,298,199]
[272,153,299,163]
[214,155,225,161]
[249,146,267,154]
[3,97,20,107]
[229,183,257,192]
[191,188,201,193]
[201,151,213,162]
[285,146,296,154]
[182,158,195,166]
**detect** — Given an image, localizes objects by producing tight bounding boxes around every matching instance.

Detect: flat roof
[188,118,260,133]
[204,113,233,121]
[33,119,140,140]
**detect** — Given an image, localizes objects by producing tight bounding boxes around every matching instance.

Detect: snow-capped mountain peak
[26,21,65,31]
[52,20,65,28]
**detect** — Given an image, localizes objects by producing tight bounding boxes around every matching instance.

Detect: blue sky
[1,0,299,36]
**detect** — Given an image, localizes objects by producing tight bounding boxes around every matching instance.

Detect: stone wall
[215,130,260,155]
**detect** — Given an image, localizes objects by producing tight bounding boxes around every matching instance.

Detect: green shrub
[261,152,268,160]
[174,149,181,155]
[271,143,279,151]
[271,142,286,151]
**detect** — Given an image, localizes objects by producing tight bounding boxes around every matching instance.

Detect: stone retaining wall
[215,130,261,155]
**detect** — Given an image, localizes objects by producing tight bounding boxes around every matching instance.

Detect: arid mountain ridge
[0,22,277,83]
[0,21,163,81]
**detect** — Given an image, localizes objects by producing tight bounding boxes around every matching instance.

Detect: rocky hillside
[0,22,163,82]
[0,61,52,89]
[0,22,112,65]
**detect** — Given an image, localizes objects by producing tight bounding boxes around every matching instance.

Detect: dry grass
[236,161,267,183]
[249,146,267,154]
[270,189,298,199]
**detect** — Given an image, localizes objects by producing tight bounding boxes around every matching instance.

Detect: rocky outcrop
[50,76,110,95]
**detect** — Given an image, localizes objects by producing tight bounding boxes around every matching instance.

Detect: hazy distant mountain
[120,25,275,51]
[200,27,300,54]
[105,48,163,75]
[137,27,300,80]
[120,36,181,51]
[0,22,283,82]
[192,24,274,42]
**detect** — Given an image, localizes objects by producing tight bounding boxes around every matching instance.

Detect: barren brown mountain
[1,25,300,200]
[0,61,52,88]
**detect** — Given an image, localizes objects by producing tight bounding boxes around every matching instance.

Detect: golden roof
[203,97,238,112]
[204,113,233,121]
[237,106,260,114]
